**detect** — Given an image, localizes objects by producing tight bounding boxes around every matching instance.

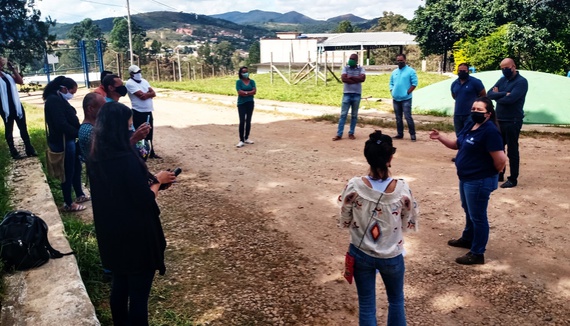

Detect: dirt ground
[20,89,570,325]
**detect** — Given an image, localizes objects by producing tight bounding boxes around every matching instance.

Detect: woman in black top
[0,57,37,159]
[88,101,176,325]
[43,76,88,211]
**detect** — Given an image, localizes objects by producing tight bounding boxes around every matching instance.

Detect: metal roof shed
[314,32,417,52]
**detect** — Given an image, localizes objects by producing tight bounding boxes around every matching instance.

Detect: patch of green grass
[314,115,455,133]
[154,72,451,111]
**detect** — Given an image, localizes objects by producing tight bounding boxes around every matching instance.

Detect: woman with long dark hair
[235,66,256,148]
[43,76,88,211]
[430,97,507,265]
[88,101,176,325]
[0,57,37,159]
[339,130,419,326]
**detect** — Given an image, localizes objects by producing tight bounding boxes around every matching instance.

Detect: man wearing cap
[126,65,161,159]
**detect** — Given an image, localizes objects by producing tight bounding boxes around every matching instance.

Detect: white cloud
[36,0,423,24]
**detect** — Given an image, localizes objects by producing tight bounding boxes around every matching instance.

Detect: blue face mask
[242,72,249,79]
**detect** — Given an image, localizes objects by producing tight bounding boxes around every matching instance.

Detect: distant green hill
[49,11,273,43]
[413,70,570,125]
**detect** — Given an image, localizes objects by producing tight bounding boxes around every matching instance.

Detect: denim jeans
[349,244,406,326]
[392,99,415,137]
[49,139,85,206]
[453,114,471,137]
[238,101,254,142]
[111,270,156,326]
[459,176,498,255]
[499,121,522,182]
[337,93,361,137]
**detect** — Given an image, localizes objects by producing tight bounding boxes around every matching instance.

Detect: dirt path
[21,89,570,325]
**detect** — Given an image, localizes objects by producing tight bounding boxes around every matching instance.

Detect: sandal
[332,135,342,141]
[75,195,91,203]
[62,204,87,212]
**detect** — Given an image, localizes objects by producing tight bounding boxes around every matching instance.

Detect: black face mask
[115,85,128,97]
[458,71,469,80]
[502,67,514,79]
[397,62,406,69]
[471,111,487,124]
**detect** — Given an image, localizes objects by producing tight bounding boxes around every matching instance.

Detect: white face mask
[61,91,74,101]
[133,73,142,81]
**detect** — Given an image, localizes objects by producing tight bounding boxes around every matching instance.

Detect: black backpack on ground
[0,210,73,271]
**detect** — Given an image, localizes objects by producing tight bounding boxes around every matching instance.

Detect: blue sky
[36,0,424,24]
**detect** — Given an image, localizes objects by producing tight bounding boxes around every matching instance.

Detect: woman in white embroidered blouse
[338,130,418,326]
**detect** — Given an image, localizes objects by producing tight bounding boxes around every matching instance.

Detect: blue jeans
[49,140,85,206]
[350,244,406,326]
[392,99,415,137]
[453,114,471,137]
[459,176,498,255]
[111,270,156,326]
[337,93,361,137]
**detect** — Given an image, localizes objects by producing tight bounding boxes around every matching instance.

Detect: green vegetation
[0,127,12,300]
[154,71,450,110]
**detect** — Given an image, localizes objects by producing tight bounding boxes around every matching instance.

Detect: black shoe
[500,180,517,188]
[411,135,416,142]
[149,153,162,159]
[394,135,404,139]
[25,148,38,157]
[10,148,24,160]
[447,238,472,249]
[456,252,484,265]
[498,172,504,182]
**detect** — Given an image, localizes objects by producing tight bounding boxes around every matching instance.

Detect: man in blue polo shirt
[450,63,486,161]
[390,53,418,141]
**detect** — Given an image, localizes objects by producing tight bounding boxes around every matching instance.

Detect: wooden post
[201,64,204,79]
[288,52,291,81]
[315,50,318,85]
[156,59,160,82]
[187,62,190,81]
[211,65,215,78]
[270,52,274,85]
[324,51,328,86]
[172,61,176,81]
[342,52,346,74]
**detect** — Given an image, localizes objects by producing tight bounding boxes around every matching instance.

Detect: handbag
[45,122,66,183]
[344,194,383,284]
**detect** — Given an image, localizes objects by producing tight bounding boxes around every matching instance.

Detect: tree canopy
[408,0,570,73]
[0,0,55,68]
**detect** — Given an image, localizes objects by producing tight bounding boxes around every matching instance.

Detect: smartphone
[159,168,182,190]
[146,115,151,124]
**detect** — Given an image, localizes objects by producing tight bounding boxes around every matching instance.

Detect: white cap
[128,65,141,74]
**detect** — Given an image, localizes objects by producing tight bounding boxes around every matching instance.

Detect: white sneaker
[236,141,245,148]
[244,139,254,144]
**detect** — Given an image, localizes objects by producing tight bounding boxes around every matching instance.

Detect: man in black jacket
[487,58,528,188]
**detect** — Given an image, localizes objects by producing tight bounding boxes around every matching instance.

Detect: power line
[148,0,181,12]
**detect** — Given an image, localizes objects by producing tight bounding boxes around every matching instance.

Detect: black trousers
[132,109,156,155]
[499,120,522,182]
[237,101,254,142]
[1,105,31,148]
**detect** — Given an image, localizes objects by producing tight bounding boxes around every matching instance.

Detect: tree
[65,18,106,70]
[213,41,235,72]
[408,0,461,72]
[246,41,260,66]
[197,43,213,67]
[335,20,359,33]
[371,11,409,32]
[0,0,55,69]
[109,18,147,57]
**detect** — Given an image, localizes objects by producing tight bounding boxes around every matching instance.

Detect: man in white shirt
[126,65,161,159]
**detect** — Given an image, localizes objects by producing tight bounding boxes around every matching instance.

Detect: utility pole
[126,0,134,65]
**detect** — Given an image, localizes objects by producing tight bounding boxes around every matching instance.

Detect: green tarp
[413,70,570,125]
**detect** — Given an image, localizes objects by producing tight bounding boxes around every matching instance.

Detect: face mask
[242,72,249,78]
[133,73,142,81]
[502,67,513,79]
[471,111,487,124]
[61,91,74,101]
[398,62,406,69]
[348,59,357,67]
[458,71,469,80]
[115,85,128,97]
